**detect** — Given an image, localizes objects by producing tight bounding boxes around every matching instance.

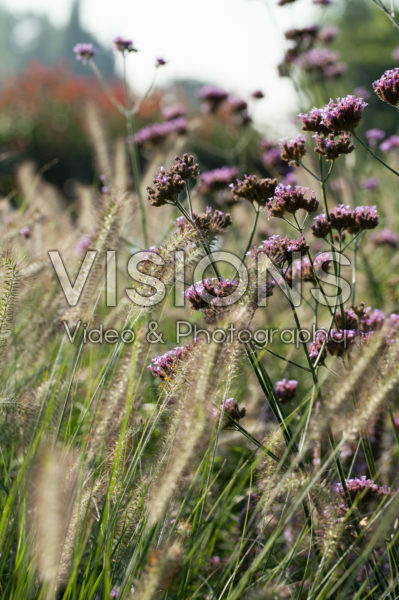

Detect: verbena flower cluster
[286,253,331,285]
[148,342,198,380]
[113,37,137,53]
[134,118,187,147]
[309,328,358,364]
[214,398,246,425]
[147,154,200,206]
[73,43,96,62]
[335,477,390,500]
[175,206,232,235]
[279,135,307,165]
[267,185,318,218]
[311,204,379,237]
[251,234,309,266]
[296,96,368,161]
[185,277,238,312]
[198,85,229,113]
[278,16,343,79]
[373,68,399,106]
[197,166,239,195]
[275,378,298,401]
[230,175,278,207]
[313,133,354,160]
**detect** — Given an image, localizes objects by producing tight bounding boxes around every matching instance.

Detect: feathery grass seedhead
[0,253,18,355]
[132,542,183,600]
[28,443,79,587]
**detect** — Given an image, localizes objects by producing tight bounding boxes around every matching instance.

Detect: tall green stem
[354,132,399,177]
[241,207,260,263]
[122,57,149,248]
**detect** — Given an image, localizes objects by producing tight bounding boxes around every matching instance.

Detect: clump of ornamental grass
[3,13,399,599]
[28,443,80,590]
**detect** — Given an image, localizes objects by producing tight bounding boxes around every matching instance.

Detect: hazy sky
[1,0,318,132]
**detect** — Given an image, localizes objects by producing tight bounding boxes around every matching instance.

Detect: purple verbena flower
[162,104,187,121]
[113,37,137,53]
[309,328,357,363]
[20,226,31,239]
[73,43,96,62]
[198,85,228,113]
[373,68,399,106]
[288,253,330,285]
[185,277,238,311]
[279,135,307,166]
[354,86,371,100]
[285,25,319,45]
[134,118,187,147]
[148,342,197,380]
[230,175,278,207]
[252,234,309,266]
[322,63,347,80]
[275,378,298,401]
[351,205,379,232]
[298,48,340,73]
[365,128,385,145]
[215,397,246,425]
[320,95,367,132]
[262,147,291,175]
[76,235,92,255]
[318,25,338,43]
[360,177,379,191]
[313,132,354,160]
[380,134,399,152]
[267,184,318,217]
[335,476,391,501]
[197,166,239,195]
[155,57,167,67]
[147,155,200,207]
[371,228,399,248]
[311,213,331,238]
[277,0,298,5]
[299,108,331,135]
[226,96,248,114]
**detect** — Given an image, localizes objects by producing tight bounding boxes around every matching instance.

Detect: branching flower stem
[88,58,149,247]
[174,199,222,280]
[122,56,149,248]
[354,131,399,177]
